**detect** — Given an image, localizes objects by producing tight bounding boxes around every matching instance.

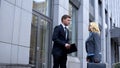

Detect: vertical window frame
[69,2,78,57]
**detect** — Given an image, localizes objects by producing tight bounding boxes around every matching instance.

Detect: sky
[34,0,45,2]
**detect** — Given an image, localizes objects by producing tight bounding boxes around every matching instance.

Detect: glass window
[33,0,50,16]
[105,10,108,24]
[38,18,50,68]
[110,18,112,29]
[89,0,94,7]
[68,3,78,56]
[89,13,95,22]
[98,0,102,24]
[29,12,52,68]
[98,0,102,17]
[89,0,95,19]
[29,14,38,64]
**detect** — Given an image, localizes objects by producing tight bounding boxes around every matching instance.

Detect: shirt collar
[61,23,66,28]
[89,32,93,37]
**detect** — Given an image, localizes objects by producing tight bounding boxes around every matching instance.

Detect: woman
[86,22,101,63]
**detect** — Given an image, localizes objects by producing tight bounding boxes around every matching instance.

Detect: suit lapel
[60,25,66,38]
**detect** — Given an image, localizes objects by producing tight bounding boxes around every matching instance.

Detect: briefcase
[87,63,106,68]
[67,44,77,54]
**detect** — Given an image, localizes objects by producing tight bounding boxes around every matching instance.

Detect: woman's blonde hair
[89,22,100,34]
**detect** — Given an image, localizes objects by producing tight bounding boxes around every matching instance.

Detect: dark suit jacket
[52,24,69,56]
[85,32,101,61]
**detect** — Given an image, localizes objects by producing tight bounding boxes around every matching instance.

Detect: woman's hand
[86,57,90,62]
[94,58,100,63]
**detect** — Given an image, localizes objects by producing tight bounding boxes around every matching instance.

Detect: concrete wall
[0,0,32,64]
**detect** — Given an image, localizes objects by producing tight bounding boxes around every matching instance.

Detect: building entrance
[29,10,52,68]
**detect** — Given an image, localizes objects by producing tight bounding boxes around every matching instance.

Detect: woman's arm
[93,32,101,62]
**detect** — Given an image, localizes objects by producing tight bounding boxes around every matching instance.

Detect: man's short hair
[61,15,71,22]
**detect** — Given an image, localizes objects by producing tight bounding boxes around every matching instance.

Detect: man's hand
[65,43,70,49]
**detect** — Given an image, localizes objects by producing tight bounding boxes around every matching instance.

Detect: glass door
[29,10,52,68]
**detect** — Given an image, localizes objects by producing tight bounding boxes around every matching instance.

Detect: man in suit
[52,15,71,68]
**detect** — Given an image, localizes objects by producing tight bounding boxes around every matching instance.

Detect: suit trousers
[53,54,67,68]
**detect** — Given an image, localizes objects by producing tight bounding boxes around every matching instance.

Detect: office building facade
[0,0,120,68]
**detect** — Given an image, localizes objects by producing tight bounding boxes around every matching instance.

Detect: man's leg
[53,55,60,68]
[60,55,67,68]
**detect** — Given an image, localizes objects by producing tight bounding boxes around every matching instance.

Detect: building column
[107,0,112,68]
[53,0,69,28]
[101,0,107,63]
[107,14,112,68]
[77,0,89,68]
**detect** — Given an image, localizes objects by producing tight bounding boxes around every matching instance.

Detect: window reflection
[68,3,77,56]
[29,15,38,64]
[33,0,49,16]
[98,0,102,24]
[39,19,49,68]
[30,13,50,68]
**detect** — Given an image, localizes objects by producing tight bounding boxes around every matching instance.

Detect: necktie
[64,27,67,39]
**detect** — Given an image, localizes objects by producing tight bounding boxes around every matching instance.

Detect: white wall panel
[19,10,32,47]
[0,43,11,63]
[0,1,14,43]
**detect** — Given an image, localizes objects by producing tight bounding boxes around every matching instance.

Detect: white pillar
[53,0,69,28]
[101,0,107,63]
[106,0,112,68]
[107,14,112,68]
[78,0,89,68]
